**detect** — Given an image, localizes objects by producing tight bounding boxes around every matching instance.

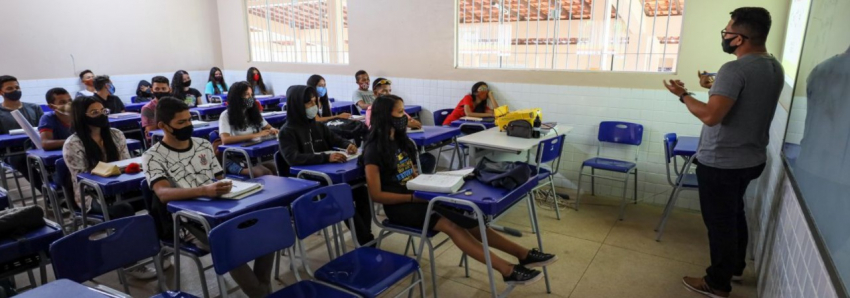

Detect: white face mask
[305,105,318,119]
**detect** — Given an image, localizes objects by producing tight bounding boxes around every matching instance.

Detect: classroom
[0,0,847,297]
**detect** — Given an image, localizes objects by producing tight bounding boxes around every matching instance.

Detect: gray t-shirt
[352,89,376,106]
[698,53,784,169]
[0,102,44,135]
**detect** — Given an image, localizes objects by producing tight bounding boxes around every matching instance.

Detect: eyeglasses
[477,86,490,92]
[720,29,749,39]
[86,108,110,117]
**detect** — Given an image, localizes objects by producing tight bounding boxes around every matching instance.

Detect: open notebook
[191,120,210,127]
[406,168,474,193]
[108,112,139,119]
[220,179,263,200]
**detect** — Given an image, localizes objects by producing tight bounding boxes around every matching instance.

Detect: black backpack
[326,119,369,140]
[0,206,46,239]
[473,157,532,190]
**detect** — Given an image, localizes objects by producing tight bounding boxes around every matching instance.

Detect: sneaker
[125,265,157,280]
[731,275,743,282]
[503,265,542,286]
[519,248,558,268]
[682,276,730,298]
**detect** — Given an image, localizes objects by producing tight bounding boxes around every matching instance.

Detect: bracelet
[679,92,694,103]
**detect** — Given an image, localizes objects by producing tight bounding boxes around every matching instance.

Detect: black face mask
[244,97,254,109]
[141,90,153,97]
[3,90,22,101]
[215,76,223,82]
[392,115,408,132]
[184,80,192,87]
[85,115,110,128]
[721,36,739,54]
[169,124,194,141]
[153,92,170,100]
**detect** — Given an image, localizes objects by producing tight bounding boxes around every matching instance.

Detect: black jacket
[94,93,125,113]
[278,85,352,168]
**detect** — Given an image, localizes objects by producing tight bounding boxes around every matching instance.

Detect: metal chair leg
[618,177,629,221]
[575,167,585,211]
[590,168,596,196]
[633,169,639,204]
[550,178,561,220]
[526,196,537,234]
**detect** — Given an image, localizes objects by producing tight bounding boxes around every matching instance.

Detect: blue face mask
[316,86,327,98]
[107,83,116,95]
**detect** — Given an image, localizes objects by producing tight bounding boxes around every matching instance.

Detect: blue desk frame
[218,139,279,179]
[655,136,698,241]
[75,157,145,225]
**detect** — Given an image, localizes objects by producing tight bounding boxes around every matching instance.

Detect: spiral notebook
[220,180,263,200]
[406,168,474,193]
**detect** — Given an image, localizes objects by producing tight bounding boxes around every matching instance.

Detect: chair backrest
[662,133,678,163]
[50,215,161,283]
[290,184,355,240]
[536,134,566,171]
[459,123,487,135]
[274,150,291,177]
[208,207,294,275]
[433,108,453,126]
[208,130,220,144]
[40,104,52,112]
[597,121,644,146]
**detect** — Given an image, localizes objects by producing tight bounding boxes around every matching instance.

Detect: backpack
[473,157,531,190]
[506,120,534,139]
[326,119,369,140]
[0,206,46,239]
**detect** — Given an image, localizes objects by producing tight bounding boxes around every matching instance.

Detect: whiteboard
[781,0,812,85]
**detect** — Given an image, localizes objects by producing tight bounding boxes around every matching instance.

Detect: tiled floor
[10,185,759,297]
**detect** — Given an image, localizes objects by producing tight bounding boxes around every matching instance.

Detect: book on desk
[321,150,360,160]
[220,179,263,200]
[406,168,474,193]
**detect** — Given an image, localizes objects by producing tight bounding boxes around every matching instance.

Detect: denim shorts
[224,159,245,175]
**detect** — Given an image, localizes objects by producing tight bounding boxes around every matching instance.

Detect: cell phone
[241,141,262,147]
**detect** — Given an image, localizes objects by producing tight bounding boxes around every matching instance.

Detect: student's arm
[278,129,329,165]
[663,78,736,127]
[405,112,422,129]
[204,82,214,95]
[356,99,370,110]
[151,179,231,203]
[39,131,64,150]
[321,124,354,152]
[488,91,499,109]
[365,165,426,204]
[463,104,494,118]
[116,98,126,113]
[218,116,273,145]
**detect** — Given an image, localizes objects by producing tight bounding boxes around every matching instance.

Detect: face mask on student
[153,92,170,100]
[316,87,327,98]
[253,74,260,81]
[243,98,254,109]
[142,90,153,97]
[215,76,223,82]
[392,115,408,131]
[184,80,192,87]
[359,82,369,90]
[85,115,110,128]
[83,79,94,87]
[3,90,22,101]
[305,105,318,119]
[169,124,194,141]
[107,83,116,95]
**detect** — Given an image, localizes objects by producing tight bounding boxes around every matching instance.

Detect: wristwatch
[679,92,694,103]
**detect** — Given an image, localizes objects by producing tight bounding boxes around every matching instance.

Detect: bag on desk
[326,119,368,139]
[473,157,531,190]
[506,119,534,139]
[91,162,121,177]
[0,206,45,238]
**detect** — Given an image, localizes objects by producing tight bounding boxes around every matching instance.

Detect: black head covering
[285,85,318,127]
[136,80,152,97]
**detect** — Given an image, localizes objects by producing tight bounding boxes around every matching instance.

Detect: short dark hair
[45,87,69,104]
[151,76,170,85]
[355,70,368,80]
[0,75,17,87]
[156,97,189,125]
[79,70,93,80]
[730,7,772,46]
[93,75,111,91]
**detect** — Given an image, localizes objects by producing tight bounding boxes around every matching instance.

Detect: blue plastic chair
[39,104,52,112]
[575,121,644,220]
[54,158,105,231]
[291,185,425,298]
[49,215,185,296]
[442,122,486,170]
[207,207,358,298]
[131,96,138,103]
[654,133,699,241]
[140,180,213,298]
[432,108,453,126]
[533,134,567,220]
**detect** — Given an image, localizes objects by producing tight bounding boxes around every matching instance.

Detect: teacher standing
[662,7,783,298]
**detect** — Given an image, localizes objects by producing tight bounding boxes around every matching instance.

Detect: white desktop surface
[457,125,573,153]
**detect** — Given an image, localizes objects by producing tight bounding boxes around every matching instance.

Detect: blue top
[38,112,73,140]
[205,81,228,95]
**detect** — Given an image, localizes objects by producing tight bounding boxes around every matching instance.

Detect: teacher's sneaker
[519,249,558,268]
[503,265,542,286]
[682,276,730,298]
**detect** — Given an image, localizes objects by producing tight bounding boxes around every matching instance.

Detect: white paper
[438,168,474,177]
[406,174,464,193]
[11,110,42,149]
[191,120,210,127]
[108,112,139,119]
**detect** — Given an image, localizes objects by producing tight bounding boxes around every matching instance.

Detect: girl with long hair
[205,67,228,96]
[218,81,277,177]
[363,95,556,286]
[170,70,203,107]
[306,74,351,122]
[442,81,499,125]
[246,67,271,95]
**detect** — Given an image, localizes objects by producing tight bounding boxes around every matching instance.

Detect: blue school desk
[218,139,279,178]
[289,158,364,185]
[330,100,357,114]
[190,105,227,121]
[407,125,461,148]
[414,169,551,297]
[13,279,111,298]
[404,105,422,116]
[75,157,145,224]
[655,136,698,240]
[0,134,39,200]
[276,97,335,111]
[107,113,142,133]
[149,122,220,144]
[166,175,319,291]
[0,219,63,287]
[125,103,145,113]
[450,119,497,129]
[262,111,287,127]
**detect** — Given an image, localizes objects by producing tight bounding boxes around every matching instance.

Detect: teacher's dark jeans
[695,160,765,292]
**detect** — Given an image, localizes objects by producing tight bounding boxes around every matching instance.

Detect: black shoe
[519,248,558,268]
[503,265,542,286]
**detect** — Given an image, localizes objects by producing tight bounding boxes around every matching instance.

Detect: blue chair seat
[315,247,419,296]
[381,219,439,238]
[679,173,699,188]
[582,157,636,173]
[150,291,200,298]
[268,280,358,298]
[537,167,552,181]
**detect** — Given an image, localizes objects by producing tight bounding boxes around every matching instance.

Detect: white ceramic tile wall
[9,70,210,106]
[758,178,839,298]
[222,70,707,209]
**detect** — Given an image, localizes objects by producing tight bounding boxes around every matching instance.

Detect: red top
[442,94,490,125]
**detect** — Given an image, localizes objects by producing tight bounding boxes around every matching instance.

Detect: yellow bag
[494,106,542,131]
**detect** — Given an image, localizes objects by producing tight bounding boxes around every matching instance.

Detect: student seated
[205,67,228,99]
[364,78,421,128]
[171,70,203,107]
[76,69,95,98]
[140,76,172,143]
[135,80,154,103]
[278,85,375,245]
[144,98,273,298]
[219,81,277,177]
[0,75,44,190]
[93,75,125,113]
[247,67,272,96]
[363,95,556,286]
[306,74,351,122]
[442,81,500,125]
[39,88,74,150]
[351,70,375,110]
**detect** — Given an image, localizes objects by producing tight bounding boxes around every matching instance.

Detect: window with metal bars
[246,0,349,64]
[456,0,685,72]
